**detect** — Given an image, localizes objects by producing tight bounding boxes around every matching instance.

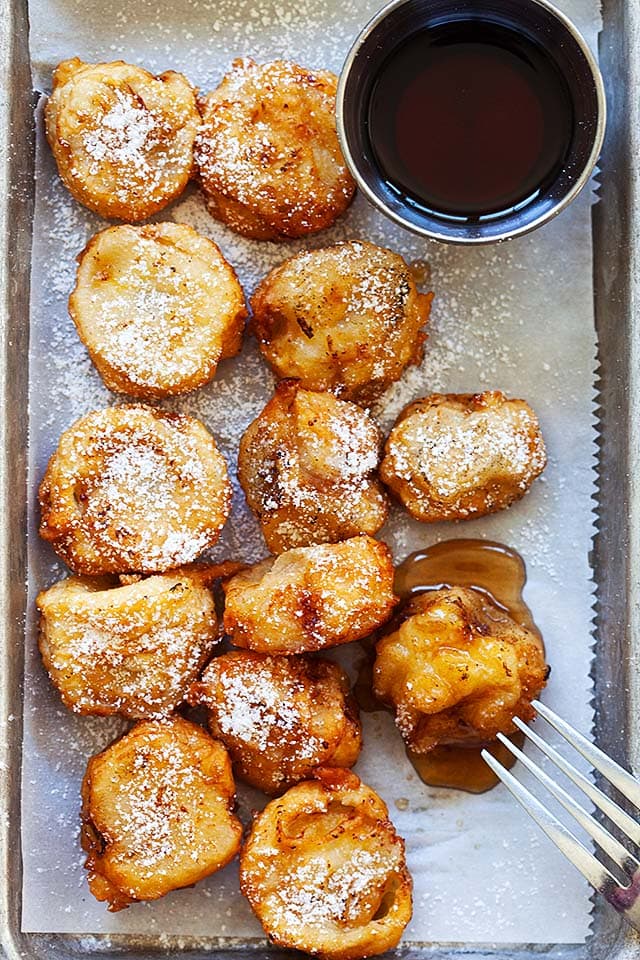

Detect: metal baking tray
[0,0,638,956]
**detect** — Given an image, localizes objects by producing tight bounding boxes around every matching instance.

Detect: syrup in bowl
[367,20,573,223]
[337,0,605,242]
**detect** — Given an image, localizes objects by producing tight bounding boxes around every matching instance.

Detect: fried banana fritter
[45,58,199,221]
[195,58,355,240]
[240,768,412,960]
[238,380,388,553]
[223,536,398,655]
[189,650,362,795]
[81,716,242,910]
[69,222,247,399]
[380,391,546,522]
[39,405,231,575]
[251,241,433,404]
[37,567,220,718]
[373,586,549,753]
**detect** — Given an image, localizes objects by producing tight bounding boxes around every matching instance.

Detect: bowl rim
[335,0,607,245]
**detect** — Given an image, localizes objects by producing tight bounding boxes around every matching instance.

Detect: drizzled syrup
[357,539,542,793]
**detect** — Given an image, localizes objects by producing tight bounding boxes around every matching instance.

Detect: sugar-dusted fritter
[373,586,549,753]
[45,58,199,221]
[189,651,362,795]
[37,564,239,719]
[223,536,398,655]
[238,380,388,553]
[195,58,355,240]
[251,241,433,404]
[81,716,242,911]
[240,768,412,960]
[69,222,247,400]
[380,391,546,522]
[39,405,231,575]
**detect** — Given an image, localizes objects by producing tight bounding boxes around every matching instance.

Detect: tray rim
[1,0,639,956]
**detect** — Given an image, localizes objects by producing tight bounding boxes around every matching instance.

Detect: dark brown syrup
[408,258,431,286]
[395,538,542,647]
[356,539,543,794]
[406,734,526,794]
[367,20,573,221]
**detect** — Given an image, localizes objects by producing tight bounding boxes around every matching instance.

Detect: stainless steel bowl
[336,0,606,244]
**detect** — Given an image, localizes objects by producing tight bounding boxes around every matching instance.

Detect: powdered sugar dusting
[38,572,217,717]
[254,240,426,404]
[319,405,380,478]
[244,786,407,943]
[112,738,202,871]
[382,393,546,516]
[202,657,327,764]
[41,406,230,572]
[225,536,396,653]
[218,668,303,750]
[24,0,599,941]
[72,223,246,393]
[83,89,158,171]
[194,58,354,238]
[57,68,198,216]
[86,720,237,881]
[239,382,389,550]
[273,848,392,928]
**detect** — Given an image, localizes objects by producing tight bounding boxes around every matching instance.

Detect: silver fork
[482,699,640,932]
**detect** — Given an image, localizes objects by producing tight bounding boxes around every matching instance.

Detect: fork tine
[532,700,640,809]
[513,716,640,847]
[496,732,638,875]
[482,749,620,894]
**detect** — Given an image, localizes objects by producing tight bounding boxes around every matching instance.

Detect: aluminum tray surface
[0,0,639,957]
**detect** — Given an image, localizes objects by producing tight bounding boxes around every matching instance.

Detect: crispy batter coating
[189,651,362,794]
[223,536,398,655]
[240,768,412,959]
[81,716,242,910]
[195,58,355,240]
[69,223,247,399]
[45,58,199,221]
[251,241,433,404]
[238,380,388,552]
[37,566,222,718]
[380,391,547,522]
[373,587,549,752]
[39,405,231,575]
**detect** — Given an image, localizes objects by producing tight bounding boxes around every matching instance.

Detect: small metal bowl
[336,0,606,245]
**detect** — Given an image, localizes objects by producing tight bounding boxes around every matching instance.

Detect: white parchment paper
[23,0,601,944]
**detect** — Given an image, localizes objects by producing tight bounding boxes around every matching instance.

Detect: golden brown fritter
[37,566,224,719]
[223,536,398,655]
[69,222,247,400]
[81,716,242,911]
[238,380,388,553]
[373,586,549,753]
[189,650,362,794]
[39,405,231,575]
[251,241,433,404]
[45,58,199,221]
[195,58,355,240]
[380,391,546,522]
[240,768,412,960]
